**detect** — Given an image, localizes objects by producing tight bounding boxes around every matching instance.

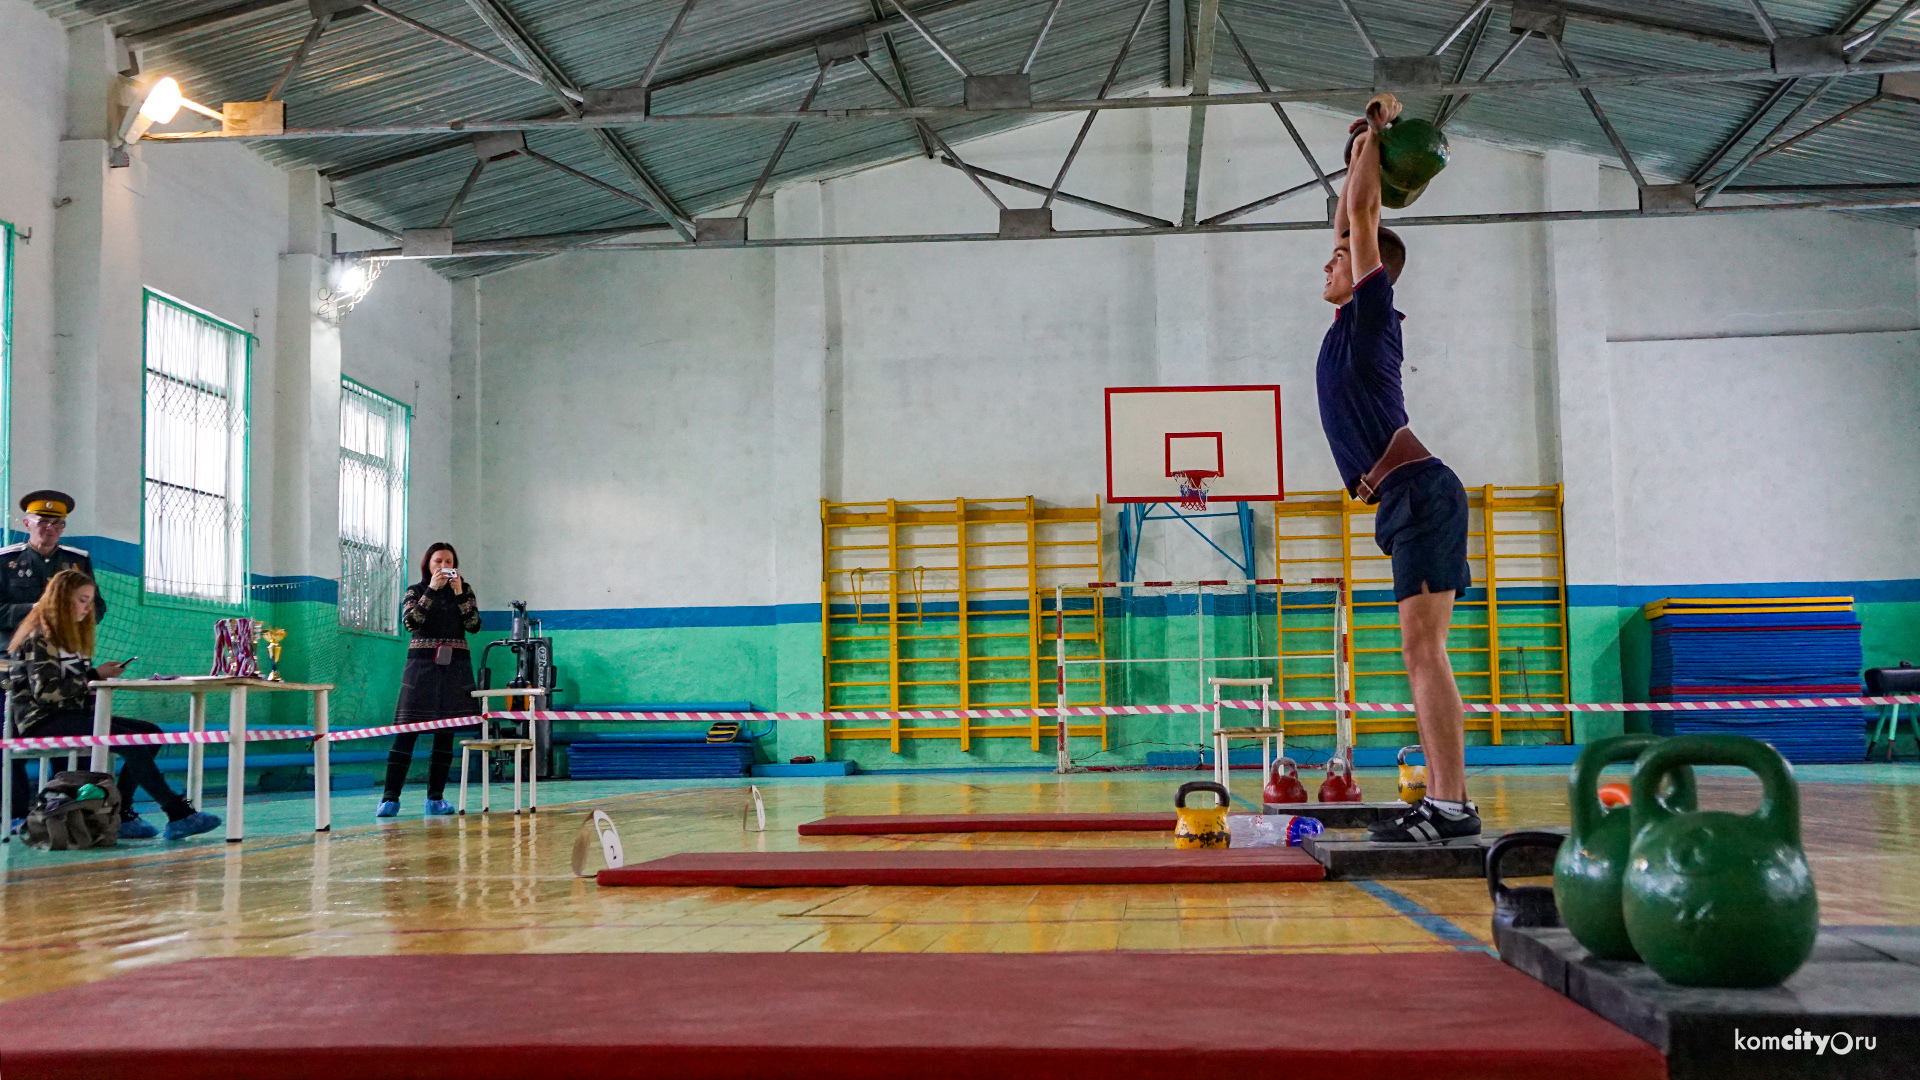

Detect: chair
[1865,663,1920,761]
[457,712,537,814]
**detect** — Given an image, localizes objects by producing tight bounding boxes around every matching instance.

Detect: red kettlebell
[1263,758,1310,807]
[1317,754,1364,802]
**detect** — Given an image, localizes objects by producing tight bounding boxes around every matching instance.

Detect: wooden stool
[458,739,537,815]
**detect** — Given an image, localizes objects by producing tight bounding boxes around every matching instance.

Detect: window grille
[143,292,249,605]
[338,379,409,633]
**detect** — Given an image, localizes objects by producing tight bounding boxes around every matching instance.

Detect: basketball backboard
[1105,385,1282,504]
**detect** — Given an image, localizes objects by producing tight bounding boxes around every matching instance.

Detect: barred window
[143,291,249,605]
[338,379,409,633]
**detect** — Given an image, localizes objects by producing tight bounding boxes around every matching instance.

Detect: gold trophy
[255,624,288,681]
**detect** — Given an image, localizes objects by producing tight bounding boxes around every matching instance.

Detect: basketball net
[1175,470,1216,512]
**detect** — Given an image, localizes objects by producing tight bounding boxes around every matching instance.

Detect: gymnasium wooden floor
[2,765,1916,1003]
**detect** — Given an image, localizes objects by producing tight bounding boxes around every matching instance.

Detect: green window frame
[140,289,251,609]
[338,378,411,634]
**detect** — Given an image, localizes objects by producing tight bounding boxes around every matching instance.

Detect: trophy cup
[255,624,288,682]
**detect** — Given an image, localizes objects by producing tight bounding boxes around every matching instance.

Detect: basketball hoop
[1175,470,1217,512]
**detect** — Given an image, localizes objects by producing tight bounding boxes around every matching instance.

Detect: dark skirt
[394,648,479,722]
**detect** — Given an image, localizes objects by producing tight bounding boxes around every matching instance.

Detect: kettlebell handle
[1397,744,1424,767]
[1175,781,1231,810]
[1486,831,1565,903]
[1568,734,1696,835]
[1631,735,1799,847]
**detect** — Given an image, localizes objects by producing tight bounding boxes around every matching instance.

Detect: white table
[90,677,333,842]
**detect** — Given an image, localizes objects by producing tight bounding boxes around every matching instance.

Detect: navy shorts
[1372,459,1472,603]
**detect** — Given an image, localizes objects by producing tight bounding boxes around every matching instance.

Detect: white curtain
[339,381,408,633]
[143,295,247,605]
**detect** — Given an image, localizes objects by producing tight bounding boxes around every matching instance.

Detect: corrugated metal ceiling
[32,0,1920,277]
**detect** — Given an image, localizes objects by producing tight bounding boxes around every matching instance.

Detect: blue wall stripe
[64,535,1919,622]
[481,603,823,631]
[1569,578,1920,608]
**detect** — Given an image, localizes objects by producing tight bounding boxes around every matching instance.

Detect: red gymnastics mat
[599,847,1325,886]
[0,952,1665,1080]
[797,812,1177,835]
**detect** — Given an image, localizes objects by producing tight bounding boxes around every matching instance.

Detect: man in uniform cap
[0,490,105,643]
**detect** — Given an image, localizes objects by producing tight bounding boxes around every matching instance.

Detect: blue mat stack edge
[1645,596,1866,763]
[568,742,755,779]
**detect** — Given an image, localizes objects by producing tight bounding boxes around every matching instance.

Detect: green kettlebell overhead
[1554,735,1697,962]
[1376,117,1450,209]
[1623,735,1818,989]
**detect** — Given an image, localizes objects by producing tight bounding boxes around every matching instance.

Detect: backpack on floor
[22,771,122,851]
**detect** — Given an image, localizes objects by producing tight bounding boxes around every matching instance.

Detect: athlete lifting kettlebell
[1314,94,1476,845]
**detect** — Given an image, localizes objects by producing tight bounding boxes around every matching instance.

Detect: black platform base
[1302,829,1561,879]
[1498,923,1920,1079]
[1260,801,1409,828]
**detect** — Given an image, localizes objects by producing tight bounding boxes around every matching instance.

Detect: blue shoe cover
[118,816,160,839]
[163,812,222,840]
[424,799,456,816]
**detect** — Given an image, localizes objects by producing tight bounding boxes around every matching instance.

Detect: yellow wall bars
[1275,484,1572,744]
[821,498,1107,753]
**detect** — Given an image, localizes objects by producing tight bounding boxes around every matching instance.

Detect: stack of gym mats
[566,738,754,779]
[1644,596,1865,762]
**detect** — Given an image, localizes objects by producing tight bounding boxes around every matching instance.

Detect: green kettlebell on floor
[1554,734,1696,962]
[1377,117,1449,209]
[1623,735,1818,988]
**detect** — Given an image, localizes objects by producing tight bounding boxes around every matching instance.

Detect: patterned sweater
[401,581,482,650]
[6,633,98,735]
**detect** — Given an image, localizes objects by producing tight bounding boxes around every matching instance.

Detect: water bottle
[1227,813,1326,848]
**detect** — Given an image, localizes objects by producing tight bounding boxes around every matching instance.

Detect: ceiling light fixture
[117,77,227,145]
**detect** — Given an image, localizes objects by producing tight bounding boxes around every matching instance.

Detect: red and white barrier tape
[1,715,486,752]
[0,727,315,752]
[491,695,1920,724]
[321,715,484,742]
[18,695,1911,751]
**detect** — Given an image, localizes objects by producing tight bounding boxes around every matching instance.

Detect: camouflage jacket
[5,632,98,735]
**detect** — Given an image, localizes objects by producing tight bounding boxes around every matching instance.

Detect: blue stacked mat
[567,742,755,779]
[1644,597,1865,763]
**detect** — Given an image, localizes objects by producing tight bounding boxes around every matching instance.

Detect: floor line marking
[1350,879,1492,953]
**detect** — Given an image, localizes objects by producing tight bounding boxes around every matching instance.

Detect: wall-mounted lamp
[116,77,226,146]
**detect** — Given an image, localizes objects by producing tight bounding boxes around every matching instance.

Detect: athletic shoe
[375,800,400,818]
[163,812,222,841]
[118,816,160,839]
[424,799,456,816]
[1366,798,1482,845]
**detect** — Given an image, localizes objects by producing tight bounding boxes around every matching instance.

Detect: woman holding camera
[377,543,482,818]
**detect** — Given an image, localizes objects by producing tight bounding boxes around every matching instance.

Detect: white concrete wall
[0,0,67,501]
[336,219,456,564]
[458,227,776,609]
[1597,168,1920,588]
[1610,330,1920,586]
[0,0,453,584]
[463,103,1920,610]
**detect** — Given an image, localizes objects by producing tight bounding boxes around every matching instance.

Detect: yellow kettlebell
[1397,744,1427,804]
[1173,781,1232,850]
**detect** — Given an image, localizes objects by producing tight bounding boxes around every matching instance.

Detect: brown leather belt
[1353,426,1434,504]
